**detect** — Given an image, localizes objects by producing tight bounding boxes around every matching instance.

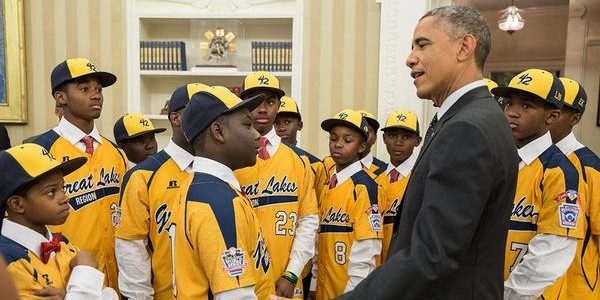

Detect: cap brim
[73,72,117,89]
[321,119,368,140]
[240,86,285,99]
[120,128,167,142]
[54,156,88,177]
[381,125,419,136]
[364,118,380,131]
[228,93,265,114]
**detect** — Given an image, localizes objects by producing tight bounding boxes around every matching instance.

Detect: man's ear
[546,109,561,125]
[457,34,477,63]
[6,195,26,214]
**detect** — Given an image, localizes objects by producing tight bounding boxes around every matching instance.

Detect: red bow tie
[40,233,62,264]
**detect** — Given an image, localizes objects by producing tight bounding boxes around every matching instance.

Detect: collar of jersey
[360,152,374,168]
[332,160,362,187]
[164,139,194,172]
[192,156,241,191]
[1,219,53,259]
[54,117,102,146]
[518,131,553,166]
[555,132,585,155]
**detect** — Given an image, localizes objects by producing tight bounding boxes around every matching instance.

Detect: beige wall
[5,0,127,144]
[300,0,381,157]
[6,0,380,159]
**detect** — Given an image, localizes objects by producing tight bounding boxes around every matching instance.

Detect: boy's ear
[53,90,67,106]
[358,140,367,155]
[210,120,225,143]
[570,113,582,127]
[298,120,303,131]
[6,195,26,214]
[416,135,423,145]
[545,109,561,125]
[169,111,182,127]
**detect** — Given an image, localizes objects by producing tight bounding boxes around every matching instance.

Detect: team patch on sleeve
[221,247,247,277]
[367,204,382,232]
[559,202,580,229]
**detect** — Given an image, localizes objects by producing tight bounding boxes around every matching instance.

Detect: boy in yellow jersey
[32,58,128,292]
[491,69,586,300]
[113,113,166,168]
[310,109,383,300]
[235,71,318,298]
[0,143,118,299]
[549,78,600,300]
[174,86,273,299]
[115,83,208,300]
[375,109,421,262]
[357,110,388,177]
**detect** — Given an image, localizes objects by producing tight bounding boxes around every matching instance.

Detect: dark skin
[362,123,377,157]
[274,113,303,145]
[383,128,421,166]
[549,106,582,143]
[244,90,281,136]
[53,75,104,134]
[329,125,367,172]
[503,93,561,148]
[119,132,158,164]
[0,255,19,300]
[6,171,98,299]
[169,108,194,155]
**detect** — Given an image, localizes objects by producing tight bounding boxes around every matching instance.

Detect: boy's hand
[69,250,98,269]
[32,285,66,300]
[275,277,295,298]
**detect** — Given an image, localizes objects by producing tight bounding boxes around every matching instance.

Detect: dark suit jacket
[0,124,10,151]
[338,86,518,300]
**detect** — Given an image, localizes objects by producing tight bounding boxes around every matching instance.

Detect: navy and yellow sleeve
[351,171,384,241]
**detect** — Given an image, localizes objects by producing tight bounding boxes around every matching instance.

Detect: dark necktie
[425,113,439,140]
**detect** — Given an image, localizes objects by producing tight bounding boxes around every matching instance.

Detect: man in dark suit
[0,124,10,151]
[337,5,518,300]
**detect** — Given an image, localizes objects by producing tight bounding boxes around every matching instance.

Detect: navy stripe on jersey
[101,135,128,169]
[186,173,238,249]
[383,216,395,224]
[0,236,30,264]
[372,157,388,176]
[252,195,298,208]
[119,150,171,204]
[320,225,353,233]
[279,141,307,168]
[540,145,580,202]
[350,170,379,206]
[509,220,537,231]
[574,147,600,183]
[283,141,322,165]
[69,186,120,211]
[31,130,60,151]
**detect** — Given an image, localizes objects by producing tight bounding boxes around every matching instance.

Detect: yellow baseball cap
[357,110,380,131]
[321,109,369,140]
[491,69,564,109]
[278,96,301,119]
[183,86,265,143]
[381,109,420,136]
[113,113,167,144]
[0,144,87,203]
[51,58,117,93]
[559,77,587,113]
[240,71,285,99]
[483,78,498,93]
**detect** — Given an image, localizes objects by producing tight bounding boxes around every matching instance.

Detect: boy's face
[223,108,261,170]
[549,107,582,143]
[120,133,158,164]
[504,93,560,148]
[383,128,421,166]
[274,114,302,144]
[13,172,70,228]
[245,90,280,136]
[329,125,367,170]
[54,76,104,121]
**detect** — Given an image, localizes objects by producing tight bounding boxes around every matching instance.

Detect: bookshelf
[126,0,304,148]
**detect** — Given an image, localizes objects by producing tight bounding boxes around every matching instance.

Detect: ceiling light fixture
[498,1,525,35]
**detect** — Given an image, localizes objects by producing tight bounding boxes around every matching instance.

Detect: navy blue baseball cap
[51,58,117,94]
[168,83,211,114]
[183,86,265,143]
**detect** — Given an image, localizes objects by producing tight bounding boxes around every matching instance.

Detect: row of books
[251,41,292,72]
[140,41,187,71]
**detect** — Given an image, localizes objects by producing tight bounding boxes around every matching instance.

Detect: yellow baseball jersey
[375,171,410,262]
[562,147,600,300]
[32,130,127,292]
[0,234,78,299]
[363,156,388,178]
[283,142,328,205]
[323,156,336,180]
[235,143,318,295]
[174,173,273,300]
[505,145,586,299]
[316,170,383,300]
[115,150,192,300]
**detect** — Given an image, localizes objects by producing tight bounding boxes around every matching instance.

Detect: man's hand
[33,285,66,300]
[69,250,98,269]
[275,277,295,298]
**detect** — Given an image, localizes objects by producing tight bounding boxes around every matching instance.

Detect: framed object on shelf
[0,0,27,123]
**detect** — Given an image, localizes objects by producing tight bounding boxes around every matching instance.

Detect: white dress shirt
[116,139,195,300]
[360,152,374,169]
[504,132,578,300]
[555,132,585,155]
[311,160,382,292]
[2,219,117,300]
[437,80,485,119]
[260,127,282,157]
[53,117,102,152]
[386,151,418,180]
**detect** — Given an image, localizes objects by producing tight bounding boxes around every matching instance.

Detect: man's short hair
[421,5,491,70]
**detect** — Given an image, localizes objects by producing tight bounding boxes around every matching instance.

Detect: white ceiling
[461,0,569,11]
